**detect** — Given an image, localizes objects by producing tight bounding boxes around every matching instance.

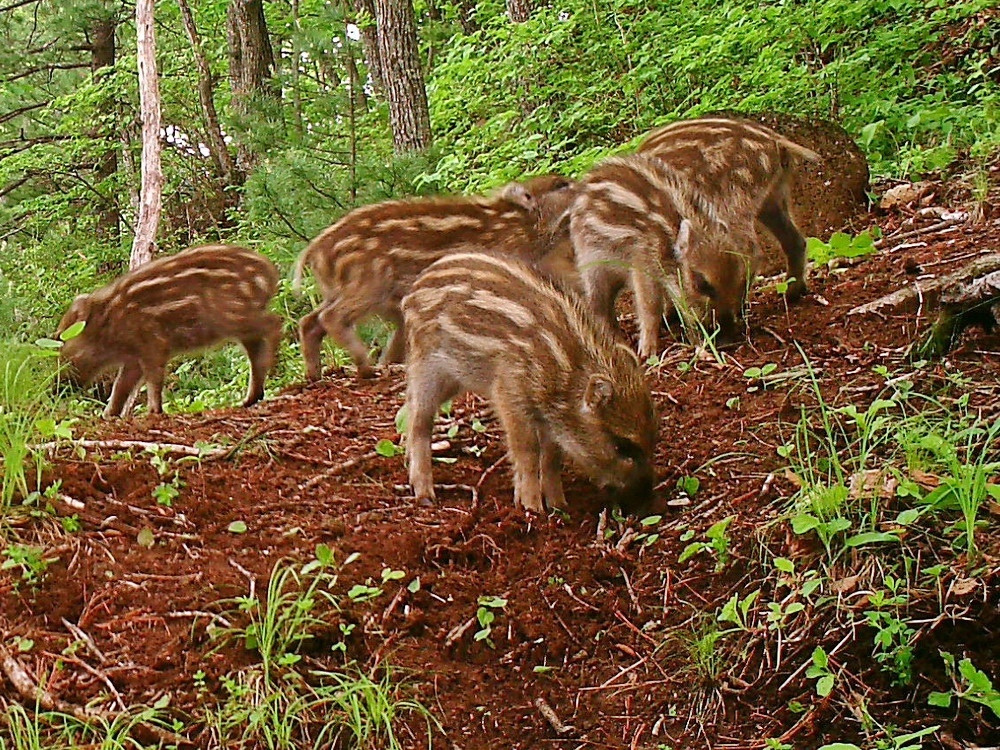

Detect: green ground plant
[0,340,63,519]
[204,546,436,749]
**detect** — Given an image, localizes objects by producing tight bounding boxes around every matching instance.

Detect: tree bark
[90,16,119,241]
[176,0,238,187]
[226,0,275,173]
[353,0,383,92]
[506,0,532,22]
[374,0,431,154]
[130,0,163,270]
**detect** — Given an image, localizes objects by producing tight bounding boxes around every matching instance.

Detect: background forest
[1,0,998,407]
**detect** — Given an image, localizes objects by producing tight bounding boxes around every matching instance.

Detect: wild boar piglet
[638,115,819,302]
[402,252,657,513]
[571,153,760,355]
[57,244,282,418]
[294,175,579,381]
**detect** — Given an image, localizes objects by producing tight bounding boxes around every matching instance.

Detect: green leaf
[811,646,828,669]
[640,515,662,526]
[927,691,952,708]
[791,514,820,534]
[845,531,899,547]
[394,404,409,434]
[895,508,922,525]
[59,321,86,341]
[773,557,794,574]
[227,521,247,534]
[477,595,507,609]
[407,577,421,593]
[816,673,835,697]
[678,542,704,564]
[375,439,400,457]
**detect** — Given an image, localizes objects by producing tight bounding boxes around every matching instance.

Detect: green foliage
[428,0,1000,190]
[806,229,881,266]
[0,340,65,516]
[929,651,1000,720]
[205,546,434,748]
[678,515,734,571]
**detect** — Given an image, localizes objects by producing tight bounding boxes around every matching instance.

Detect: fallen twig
[444,617,476,648]
[0,641,188,747]
[534,697,575,735]
[875,217,965,249]
[33,439,231,460]
[297,451,378,492]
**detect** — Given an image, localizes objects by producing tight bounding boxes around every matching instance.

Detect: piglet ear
[584,374,614,411]
[500,182,534,210]
[673,219,693,262]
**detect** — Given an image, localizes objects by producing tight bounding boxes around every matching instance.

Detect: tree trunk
[353,0,383,92]
[130,0,163,270]
[226,0,275,173]
[506,0,532,22]
[90,17,119,241]
[456,0,478,33]
[374,0,431,154]
[176,0,238,187]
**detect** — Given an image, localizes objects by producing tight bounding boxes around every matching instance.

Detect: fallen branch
[921,269,1000,356]
[33,439,232,460]
[874,215,966,250]
[0,641,189,747]
[297,451,378,492]
[848,253,1000,318]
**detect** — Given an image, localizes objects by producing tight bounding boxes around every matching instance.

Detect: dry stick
[164,610,232,629]
[534,697,575,735]
[443,617,476,648]
[33,439,231,459]
[297,451,378,492]
[61,618,106,663]
[0,642,188,747]
[874,217,963,249]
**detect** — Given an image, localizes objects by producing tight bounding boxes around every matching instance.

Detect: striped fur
[571,153,759,357]
[402,253,657,513]
[57,245,281,418]
[638,116,820,304]
[294,175,579,380]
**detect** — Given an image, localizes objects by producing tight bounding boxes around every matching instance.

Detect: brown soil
[2,201,999,749]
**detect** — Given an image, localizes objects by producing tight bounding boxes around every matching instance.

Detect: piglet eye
[694,273,716,299]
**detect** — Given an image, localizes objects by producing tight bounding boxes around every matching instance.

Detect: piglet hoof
[356,364,377,380]
[785,279,808,302]
[411,480,436,504]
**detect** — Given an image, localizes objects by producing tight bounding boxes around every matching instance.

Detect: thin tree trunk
[90,17,119,241]
[353,0,382,91]
[506,0,532,22]
[176,0,238,186]
[130,0,162,270]
[226,0,276,173]
[375,0,431,154]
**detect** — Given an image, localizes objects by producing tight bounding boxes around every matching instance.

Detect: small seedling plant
[474,595,508,648]
[678,515,734,571]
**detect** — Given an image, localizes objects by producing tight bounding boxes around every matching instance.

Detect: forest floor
[2,196,999,749]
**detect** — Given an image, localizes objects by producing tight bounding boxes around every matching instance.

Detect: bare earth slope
[2,208,999,749]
